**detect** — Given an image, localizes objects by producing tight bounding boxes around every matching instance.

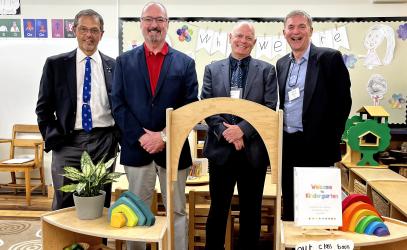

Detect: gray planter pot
[73,190,106,220]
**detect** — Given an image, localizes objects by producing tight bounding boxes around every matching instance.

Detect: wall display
[120,17,407,125]
[0,18,20,37]
[0,0,20,15]
[294,167,342,227]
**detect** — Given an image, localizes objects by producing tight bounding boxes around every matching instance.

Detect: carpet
[0,219,42,249]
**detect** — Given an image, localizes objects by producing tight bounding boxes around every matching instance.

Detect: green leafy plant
[60,151,125,197]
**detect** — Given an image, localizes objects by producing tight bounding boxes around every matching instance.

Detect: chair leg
[24,169,31,206]
[10,172,17,194]
[39,166,46,195]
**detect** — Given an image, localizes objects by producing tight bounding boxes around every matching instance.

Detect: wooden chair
[166,97,283,250]
[0,124,45,206]
[188,190,232,250]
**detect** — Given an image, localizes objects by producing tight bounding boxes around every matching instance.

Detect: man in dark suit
[36,9,118,210]
[111,2,198,250]
[201,21,277,250]
[277,10,352,221]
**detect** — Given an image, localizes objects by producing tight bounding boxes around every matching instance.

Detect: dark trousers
[281,131,333,221]
[205,151,267,250]
[51,127,119,210]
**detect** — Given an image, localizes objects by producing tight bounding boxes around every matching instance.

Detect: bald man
[200,21,278,250]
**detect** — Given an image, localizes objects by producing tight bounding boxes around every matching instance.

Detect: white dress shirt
[74,48,115,130]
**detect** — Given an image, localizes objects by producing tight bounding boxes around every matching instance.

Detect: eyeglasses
[140,16,168,24]
[77,26,102,35]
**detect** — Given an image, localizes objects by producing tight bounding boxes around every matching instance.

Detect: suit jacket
[200,57,278,168]
[277,44,352,164]
[112,45,198,169]
[36,49,116,152]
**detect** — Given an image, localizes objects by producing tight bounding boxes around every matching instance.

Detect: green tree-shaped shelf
[347,119,390,166]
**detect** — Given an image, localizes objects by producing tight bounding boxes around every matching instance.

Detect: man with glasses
[112,2,198,250]
[36,9,118,210]
[277,10,352,221]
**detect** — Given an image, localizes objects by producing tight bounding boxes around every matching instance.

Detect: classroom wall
[0,0,405,184]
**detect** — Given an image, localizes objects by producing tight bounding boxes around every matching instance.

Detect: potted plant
[60,151,124,220]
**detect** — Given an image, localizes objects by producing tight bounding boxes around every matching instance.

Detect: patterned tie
[82,56,92,132]
[230,60,243,124]
[231,60,243,88]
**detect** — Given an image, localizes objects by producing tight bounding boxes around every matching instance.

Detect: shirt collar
[144,42,169,57]
[289,43,311,64]
[229,55,251,68]
[76,48,101,64]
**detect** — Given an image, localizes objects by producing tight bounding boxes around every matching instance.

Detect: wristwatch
[160,131,167,142]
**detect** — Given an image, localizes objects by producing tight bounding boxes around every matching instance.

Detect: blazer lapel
[278,55,291,107]
[137,46,152,97]
[65,50,77,108]
[243,59,259,99]
[100,52,113,92]
[303,44,319,115]
[221,60,230,96]
[154,48,173,97]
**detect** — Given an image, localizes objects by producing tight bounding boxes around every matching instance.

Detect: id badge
[230,87,242,99]
[288,87,300,102]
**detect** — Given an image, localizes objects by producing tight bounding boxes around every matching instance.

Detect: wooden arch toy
[165,97,283,250]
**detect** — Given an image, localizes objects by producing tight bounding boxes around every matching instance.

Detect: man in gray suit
[200,21,278,250]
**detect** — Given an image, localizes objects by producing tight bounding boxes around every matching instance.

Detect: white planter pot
[73,191,106,220]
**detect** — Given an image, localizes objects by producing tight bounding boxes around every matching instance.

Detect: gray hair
[232,20,256,37]
[141,1,168,19]
[74,9,104,32]
[284,10,313,28]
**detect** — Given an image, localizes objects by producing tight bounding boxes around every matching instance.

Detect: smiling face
[140,3,169,49]
[74,15,103,56]
[283,14,313,59]
[229,23,256,60]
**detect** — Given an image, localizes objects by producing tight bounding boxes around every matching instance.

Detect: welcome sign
[294,167,342,227]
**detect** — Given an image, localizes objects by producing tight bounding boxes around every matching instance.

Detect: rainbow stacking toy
[340,194,390,236]
[108,191,156,228]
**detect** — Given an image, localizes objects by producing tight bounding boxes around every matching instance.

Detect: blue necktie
[82,57,92,132]
[230,61,243,124]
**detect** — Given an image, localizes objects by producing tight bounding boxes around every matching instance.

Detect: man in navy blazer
[277,10,352,221]
[36,9,119,210]
[201,22,277,250]
[112,2,198,250]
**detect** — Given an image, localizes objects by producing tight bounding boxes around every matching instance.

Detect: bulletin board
[119,17,407,125]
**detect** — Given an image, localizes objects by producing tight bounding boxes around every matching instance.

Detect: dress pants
[205,150,267,250]
[281,131,333,221]
[51,127,119,210]
[125,162,189,250]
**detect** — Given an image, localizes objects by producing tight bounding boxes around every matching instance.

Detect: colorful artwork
[0,19,21,38]
[388,93,406,109]
[64,19,75,38]
[396,23,407,40]
[35,19,48,38]
[176,24,193,42]
[340,194,390,237]
[52,19,64,38]
[342,53,357,69]
[23,19,35,38]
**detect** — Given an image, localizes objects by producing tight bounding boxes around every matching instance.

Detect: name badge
[288,87,300,101]
[230,87,243,99]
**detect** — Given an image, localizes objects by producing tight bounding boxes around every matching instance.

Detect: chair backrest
[166,97,283,250]
[10,124,43,166]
